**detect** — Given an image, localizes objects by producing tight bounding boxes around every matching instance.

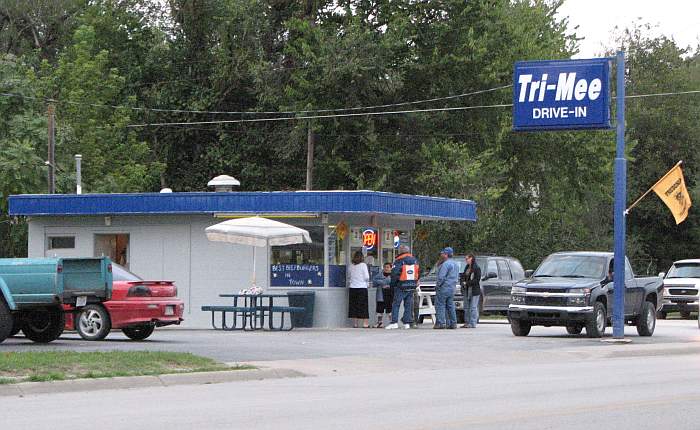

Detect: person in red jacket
[385,245,420,330]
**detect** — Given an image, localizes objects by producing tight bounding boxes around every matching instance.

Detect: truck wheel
[76,305,112,341]
[586,302,607,338]
[22,307,65,343]
[680,310,692,319]
[566,325,583,335]
[657,311,667,320]
[122,325,155,341]
[0,299,13,343]
[636,301,657,337]
[510,320,531,336]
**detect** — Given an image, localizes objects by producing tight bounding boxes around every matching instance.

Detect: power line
[124,88,700,128]
[0,84,512,116]
[126,103,515,128]
[613,89,700,99]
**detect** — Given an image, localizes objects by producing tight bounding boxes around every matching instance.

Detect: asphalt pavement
[3,319,700,429]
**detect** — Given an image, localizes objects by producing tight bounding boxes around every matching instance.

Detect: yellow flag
[652,163,692,224]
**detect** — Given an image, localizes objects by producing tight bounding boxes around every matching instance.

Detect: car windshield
[427,257,483,276]
[533,255,606,279]
[667,263,700,279]
[112,263,142,282]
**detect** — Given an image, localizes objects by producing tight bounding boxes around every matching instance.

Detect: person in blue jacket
[373,262,393,328]
[434,247,459,329]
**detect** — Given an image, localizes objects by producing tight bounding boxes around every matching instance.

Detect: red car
[64,264,184,341]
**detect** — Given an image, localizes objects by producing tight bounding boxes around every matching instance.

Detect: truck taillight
[57,264,63,273]
[127,285,152,297]
[107,263,112,273]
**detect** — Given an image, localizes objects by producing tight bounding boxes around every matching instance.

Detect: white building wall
[26,214,415,328]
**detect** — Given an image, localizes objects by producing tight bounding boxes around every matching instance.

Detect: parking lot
[3,318,699,365]
[4,319,700,430]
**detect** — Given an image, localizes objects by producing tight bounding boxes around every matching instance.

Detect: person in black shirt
[460,254,481,328]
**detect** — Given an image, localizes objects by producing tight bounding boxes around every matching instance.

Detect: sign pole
[612,51,626,339]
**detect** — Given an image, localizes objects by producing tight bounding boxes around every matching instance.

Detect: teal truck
[0,257,112,343]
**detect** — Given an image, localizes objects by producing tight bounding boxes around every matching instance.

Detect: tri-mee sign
[512,58,612,131]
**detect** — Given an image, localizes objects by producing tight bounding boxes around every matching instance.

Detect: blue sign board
[512,58,612,131]
[270,264,324,287]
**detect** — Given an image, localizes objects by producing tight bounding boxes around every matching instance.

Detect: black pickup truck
[507,252,664,338]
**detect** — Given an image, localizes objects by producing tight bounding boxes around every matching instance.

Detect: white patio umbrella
[205,217,312,287]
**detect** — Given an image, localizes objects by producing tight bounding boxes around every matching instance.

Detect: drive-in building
[8,190,476,328]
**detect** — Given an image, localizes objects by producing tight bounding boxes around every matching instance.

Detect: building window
[270,226,324,287]
[48,236,75,250]
[94,234,130,268]
[328,224,347,288]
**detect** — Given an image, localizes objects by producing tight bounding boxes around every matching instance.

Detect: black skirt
[348,288,369,319]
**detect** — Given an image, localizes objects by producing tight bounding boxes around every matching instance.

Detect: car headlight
[567,296,588,306]
[511,286,526,294]
[567,288,590,306]
[511,295,526,305]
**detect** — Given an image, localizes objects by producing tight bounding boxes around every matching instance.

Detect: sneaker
[447,325,457,330]
[461,324,470,328]
[433,324,446,330]
[403,324,411,329]
[385,323,399,330]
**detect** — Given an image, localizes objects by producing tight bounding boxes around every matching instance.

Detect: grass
[0,351,253,384]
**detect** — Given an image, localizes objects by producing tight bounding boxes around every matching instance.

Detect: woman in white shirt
[348,251,370,328]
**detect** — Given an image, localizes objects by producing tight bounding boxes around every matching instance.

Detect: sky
[557,0,700,58]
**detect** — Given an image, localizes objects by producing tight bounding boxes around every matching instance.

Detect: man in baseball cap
[434,247,458,329]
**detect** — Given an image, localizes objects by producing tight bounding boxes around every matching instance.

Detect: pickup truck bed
[0,257,112,343]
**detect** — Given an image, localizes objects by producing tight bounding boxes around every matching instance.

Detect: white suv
[659,259,700,320]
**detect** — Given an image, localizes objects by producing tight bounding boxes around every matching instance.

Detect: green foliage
[0,0,698,272]
[619,24,700,272]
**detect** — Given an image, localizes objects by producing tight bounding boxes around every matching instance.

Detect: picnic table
[201,293,305,331]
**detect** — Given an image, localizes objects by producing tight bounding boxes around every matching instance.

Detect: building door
[94,234,130,268]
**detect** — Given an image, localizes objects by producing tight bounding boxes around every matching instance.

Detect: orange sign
[362,228,377,250]
[336,221,348,240]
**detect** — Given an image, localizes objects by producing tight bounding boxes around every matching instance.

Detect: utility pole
[75,154,82,194]
[47,103,56,194]
[305,122,315,190]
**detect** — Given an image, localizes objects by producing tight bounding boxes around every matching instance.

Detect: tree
[620,26,700,272]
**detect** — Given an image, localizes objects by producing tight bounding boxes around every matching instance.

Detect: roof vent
[160,188,173,193]
[208,175,240,192]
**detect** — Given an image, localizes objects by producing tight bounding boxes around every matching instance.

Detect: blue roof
[8,191,477,221]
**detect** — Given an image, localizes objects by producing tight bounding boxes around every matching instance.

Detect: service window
[497,260,512,280]
[48,236,75,250]
[270,226,324,287]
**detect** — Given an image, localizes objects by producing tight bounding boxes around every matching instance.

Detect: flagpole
[625,160,684,214]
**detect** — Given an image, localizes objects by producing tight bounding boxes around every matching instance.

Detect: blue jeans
[465,293,480,327]
[391,288,414,324]
[435,286,457,327]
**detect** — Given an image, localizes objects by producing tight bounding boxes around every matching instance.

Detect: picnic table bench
[201,294,305,331]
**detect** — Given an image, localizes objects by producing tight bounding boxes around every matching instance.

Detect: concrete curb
[0,368,305,398]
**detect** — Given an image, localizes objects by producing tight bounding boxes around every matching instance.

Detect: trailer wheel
[22,307,65,343]
[122,325,155,341]
[636,301,656,337]
[76,305,112,341]
[0,299,13,343]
